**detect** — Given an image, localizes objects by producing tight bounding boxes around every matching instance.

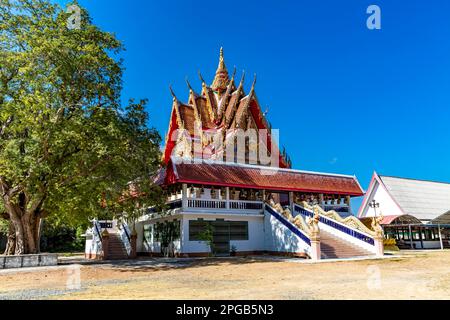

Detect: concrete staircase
[107,232,129,260]
[320,229,373,259]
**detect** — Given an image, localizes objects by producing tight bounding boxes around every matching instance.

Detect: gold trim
[299,201,380,237]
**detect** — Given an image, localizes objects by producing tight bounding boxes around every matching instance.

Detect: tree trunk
[22,214,38,254]
[6,210,41,255]
[4,222,16,255]
[1,185,46,255]
[35,217,42,253]
[11,214,26,255]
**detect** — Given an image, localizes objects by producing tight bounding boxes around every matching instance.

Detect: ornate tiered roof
[157,49,365,197]
[162,48,291,168]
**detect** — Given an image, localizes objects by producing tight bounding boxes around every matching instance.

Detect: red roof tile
[166,160,364,196]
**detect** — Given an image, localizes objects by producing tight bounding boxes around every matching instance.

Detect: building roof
[358,173,450,221]
[163,158,364,196]
[162,48,291,168]
[379,175,450,221]
[375,214,422,225]
[431,210,450,224]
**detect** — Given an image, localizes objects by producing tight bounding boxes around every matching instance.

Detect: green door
[211,221,230,256]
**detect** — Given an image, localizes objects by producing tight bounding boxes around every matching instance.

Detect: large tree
[0,0,162,254]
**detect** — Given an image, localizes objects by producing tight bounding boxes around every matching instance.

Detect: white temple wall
[180,214,265,254]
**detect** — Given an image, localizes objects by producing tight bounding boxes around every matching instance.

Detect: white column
[226,187,230,209]
[310,239,321,261]
[182,183,188,209]
[408,224,414,249]
[438,224,444,250]
[289,191,294,211]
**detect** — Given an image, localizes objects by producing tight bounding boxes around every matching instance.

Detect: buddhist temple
[85,49,385,260]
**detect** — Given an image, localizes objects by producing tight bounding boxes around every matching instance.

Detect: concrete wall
[84,235,101,257]
[0,254,58,269]
[136,218,181,255]
[263,209,311,256]
[181,214,265,254]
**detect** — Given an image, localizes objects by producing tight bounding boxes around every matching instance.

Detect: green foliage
[154,220,180,248]
[0,0,163,239]
[198,223,214,255]
[0,218,8,234]
[39,221,84,253]
[0,199,6,234]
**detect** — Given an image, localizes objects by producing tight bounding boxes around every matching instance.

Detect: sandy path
[1,251,449,299]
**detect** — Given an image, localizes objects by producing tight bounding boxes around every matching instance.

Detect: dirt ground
[1,250,450,299]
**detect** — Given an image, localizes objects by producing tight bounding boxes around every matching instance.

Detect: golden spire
[211,47,229,93]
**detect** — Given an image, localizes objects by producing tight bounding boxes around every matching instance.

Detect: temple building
[358,172,450,249]
[85,49,385,260]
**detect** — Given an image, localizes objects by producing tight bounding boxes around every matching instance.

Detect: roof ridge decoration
[168,85,184,129]
[222,71,245,128]
[217,67,237,123]
[234,74,256,129]
[185,78,202,127]
[185,77,198,97]
[211,47,230,95]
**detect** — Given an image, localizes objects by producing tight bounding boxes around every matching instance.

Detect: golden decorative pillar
[308,207,321,261]
[345,195,351,206]
[371,214,385,257]
[319,194,324,206]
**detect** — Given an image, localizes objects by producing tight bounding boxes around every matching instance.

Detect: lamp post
[369,200,380,217]
[369,199,384,257]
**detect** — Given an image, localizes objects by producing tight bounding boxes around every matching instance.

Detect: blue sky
[62,0,450,209]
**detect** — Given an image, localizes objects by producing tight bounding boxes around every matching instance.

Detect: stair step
[319,230,373,259]
[102,229,129,258]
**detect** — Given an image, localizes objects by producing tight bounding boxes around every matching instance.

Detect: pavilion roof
[379,175,450,221]
[431,210,450,224]
[163,158,364,196]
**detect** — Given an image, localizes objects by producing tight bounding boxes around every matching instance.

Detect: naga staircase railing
[93,219,103,250]
[117,221,132,256]
[265,200,321,260]
[293,201,384,256]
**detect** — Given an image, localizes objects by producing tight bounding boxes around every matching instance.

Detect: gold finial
[185,77,194,93]
[250,73,257,91]
[211,47,229,93]
[198,71,206,85]
[169,85,177,101]
[237,70,245,91]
